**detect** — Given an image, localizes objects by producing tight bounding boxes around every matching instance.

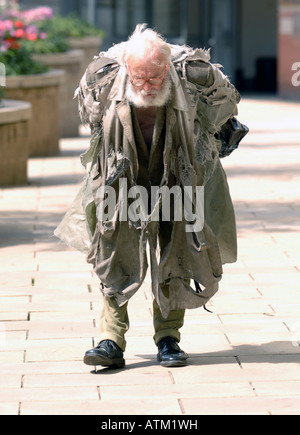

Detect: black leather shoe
[84,340,125,368]
[157,337,189,367]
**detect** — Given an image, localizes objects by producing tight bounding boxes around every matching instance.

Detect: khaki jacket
[55,45,240,318]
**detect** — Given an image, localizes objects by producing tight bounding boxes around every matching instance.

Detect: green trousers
[99,291,185,352]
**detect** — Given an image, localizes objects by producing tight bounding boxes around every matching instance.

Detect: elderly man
[55,24,241,368]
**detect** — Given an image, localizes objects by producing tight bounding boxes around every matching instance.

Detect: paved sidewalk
[0,96,300,415]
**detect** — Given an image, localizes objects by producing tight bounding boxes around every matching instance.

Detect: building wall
[278,0,300,98]
[237,0,278,92]
[186,0,278,91]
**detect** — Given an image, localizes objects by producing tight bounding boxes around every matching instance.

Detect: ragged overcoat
[55,44,240,318]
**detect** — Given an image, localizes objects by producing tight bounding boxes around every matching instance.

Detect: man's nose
[143,81,152,92]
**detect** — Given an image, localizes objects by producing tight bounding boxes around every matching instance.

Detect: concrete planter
[0,99,32,186]
[68,36,103,75]
[33,50,85,138]
[5,69,65,157]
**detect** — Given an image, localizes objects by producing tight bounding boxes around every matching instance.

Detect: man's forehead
[131,62,164,71]
[128,58,166,75]
[127,51,167,69]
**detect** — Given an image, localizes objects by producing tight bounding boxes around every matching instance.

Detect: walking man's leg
[84,295,128,368]
[153,285,189,367]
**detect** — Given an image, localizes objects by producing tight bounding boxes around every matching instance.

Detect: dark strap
[194,281,213,313]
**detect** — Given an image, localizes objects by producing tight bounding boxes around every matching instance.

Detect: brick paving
[0,96,300,415]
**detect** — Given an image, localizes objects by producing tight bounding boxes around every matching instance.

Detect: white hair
[106,24,171,67]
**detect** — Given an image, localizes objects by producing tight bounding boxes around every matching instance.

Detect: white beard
[126,76,172,108]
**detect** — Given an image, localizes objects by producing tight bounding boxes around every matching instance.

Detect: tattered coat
[55,45,240,318]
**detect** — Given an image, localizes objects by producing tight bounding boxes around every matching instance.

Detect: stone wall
[32,51,84,138]
[5,70,65,157]
[0,99,32,186]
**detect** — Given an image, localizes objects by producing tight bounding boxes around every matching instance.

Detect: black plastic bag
[217,117,249,158]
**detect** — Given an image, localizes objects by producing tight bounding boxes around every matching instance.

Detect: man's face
[126,56,171,108]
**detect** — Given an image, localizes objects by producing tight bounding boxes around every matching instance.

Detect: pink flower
[26,33,38,41]
[0,7,54,52]
[15,20,24,28]
[22,7,53,23]
[26,24,38,35]
[15,28,26,38]
[0,20,13,33]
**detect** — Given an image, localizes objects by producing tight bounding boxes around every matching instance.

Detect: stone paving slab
[1,96,300,415]
[180,397,300,415]
[20,398,183,416]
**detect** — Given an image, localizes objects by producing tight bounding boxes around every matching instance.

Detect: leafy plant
[38,13,105,39]
[0,14,49,75]
[21,35,69,54]
[0,46,48,75]
[0,7,69,56]
[0,6,105,77]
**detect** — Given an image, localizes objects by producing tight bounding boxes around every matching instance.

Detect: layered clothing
[55,45,240,318]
